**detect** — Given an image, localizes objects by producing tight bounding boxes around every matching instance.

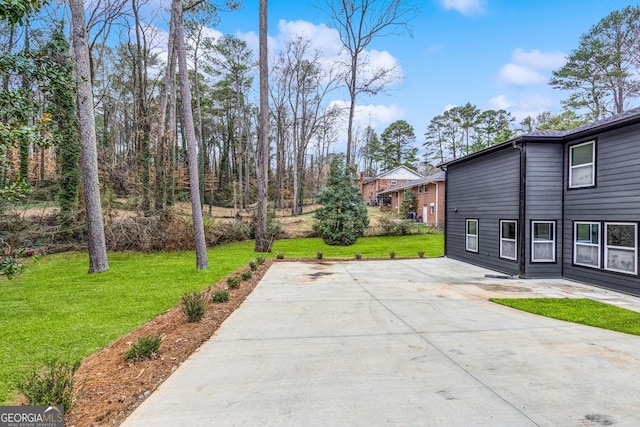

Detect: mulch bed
[65,259,273,427]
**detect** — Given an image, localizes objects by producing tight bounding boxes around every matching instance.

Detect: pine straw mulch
[64,258,274,427]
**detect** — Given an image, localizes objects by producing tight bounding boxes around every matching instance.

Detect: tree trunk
[172,0,208,269]
[70,0,109,274]
[254,0,270,252]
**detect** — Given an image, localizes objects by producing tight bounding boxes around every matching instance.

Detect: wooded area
[2,1,640,269]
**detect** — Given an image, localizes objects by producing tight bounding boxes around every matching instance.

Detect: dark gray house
[442,107,640,295]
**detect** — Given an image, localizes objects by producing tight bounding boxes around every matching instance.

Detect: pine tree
[313,154,369,246]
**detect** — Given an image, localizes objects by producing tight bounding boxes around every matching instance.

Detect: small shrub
[123,336,162,362]
[355,252,362,260]
[376,212,412,236]
[316,251,323,260]
[211,289,229,303]
[418,251,425,258]
[276,252,284,259]
[181,291,207,322]
[390,250,396,259]
[248,259,258,271]
[18,360,79,412]
[256,256,265,265]
[227,276,241,289]
[0,248,25,279]
[241,270,253,280]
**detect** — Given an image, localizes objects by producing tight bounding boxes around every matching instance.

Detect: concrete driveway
[122,258,640,427]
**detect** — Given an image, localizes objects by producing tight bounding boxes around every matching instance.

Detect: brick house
[360,165,423,207]
[376,171,446,228]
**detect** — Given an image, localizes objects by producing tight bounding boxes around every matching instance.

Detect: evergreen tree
[313,154,369,246]
[379,120,418,171]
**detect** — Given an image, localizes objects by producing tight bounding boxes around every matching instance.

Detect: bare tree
[320,0,417,166]
[254,0,269,252]
[272,36,339,215]
[70,0,109,273]
[172,0,208,269]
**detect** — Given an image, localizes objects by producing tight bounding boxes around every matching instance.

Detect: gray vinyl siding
[525,143,563,278]
[563,126,640,295]
[446,147,520,275]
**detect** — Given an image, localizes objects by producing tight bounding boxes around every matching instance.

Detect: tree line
[2,1,640,269]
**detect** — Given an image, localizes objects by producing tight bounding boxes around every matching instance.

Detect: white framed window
[605,223,637,275]
[532,221,555,262]
[423,185,428,193]
[574,222,600,268]
[466,219,478,253]
[569,141,595,188]
[417,186,422,194]
[429,203,435,215]
[500,220,517,261]
[390,179,397,185]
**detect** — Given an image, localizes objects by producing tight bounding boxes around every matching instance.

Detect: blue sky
[209,0,632,143]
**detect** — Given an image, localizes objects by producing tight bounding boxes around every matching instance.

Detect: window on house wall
[466,219,478,253]
[500,220,517,260]
[429,203,435,215]
[569,141,595,188]
[423,185,428,193]
[417,186,421,194]
[574,222,600,268]
[605,223,637,274]
[391,179,397,185]
[532,221,555,262]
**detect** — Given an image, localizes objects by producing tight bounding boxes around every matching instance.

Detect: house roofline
[376,172,445,195]
[439,107,640,169]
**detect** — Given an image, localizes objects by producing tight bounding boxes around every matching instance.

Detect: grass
[272,234,443,259]
[0,233,443,404]
[491,298,640,336]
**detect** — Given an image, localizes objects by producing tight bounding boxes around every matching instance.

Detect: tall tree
[70,0,109,273]
[172,0,208,269]
[321,0,417,167]
[254,0,269,252]
[378,119,417,171]
[550,6,640,119]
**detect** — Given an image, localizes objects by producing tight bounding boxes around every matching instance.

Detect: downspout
[435,181,439,228]
[440,165,448,257]
[513,139,526,278]
[561,143,566,277]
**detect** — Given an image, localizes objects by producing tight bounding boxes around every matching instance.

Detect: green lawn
[0,233,443,404]
[491,298,640,336]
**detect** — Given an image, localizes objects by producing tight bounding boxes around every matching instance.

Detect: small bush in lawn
[0,248,26,279]
[418,251,425,258]
[181,291,207,322]
[123,335,162,362]
[316,251,323,260]
[248,259,258,271]
[276,252,285,259]
[241,270,253,280]
[355,253,362,260]
[256,256,265,265]
[227,276,241,289]
[390,250,396,259]
[211,289,229,303]
[18,360,79,412]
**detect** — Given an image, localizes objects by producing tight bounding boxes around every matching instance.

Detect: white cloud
[498,48,567,87]
[488,94,553,121]
[438,0,485,16]
[443,104,457,112]
[498,63,545,86]
[488,95,512,110]
[512,48,566,70]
